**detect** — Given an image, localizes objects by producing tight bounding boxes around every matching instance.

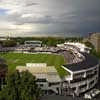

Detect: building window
[49,82,59,87]
[39,84,43,87]
[79,84,87,89]
[72,87,76,91]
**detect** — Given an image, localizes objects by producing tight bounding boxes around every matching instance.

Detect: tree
[2,40,17,47]
[83,41,100,58]
[84,41,94,49]
[0,71,41,100]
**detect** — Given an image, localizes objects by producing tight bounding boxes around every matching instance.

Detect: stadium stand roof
[63,53,99,72]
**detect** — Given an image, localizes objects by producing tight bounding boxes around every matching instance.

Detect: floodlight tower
[6,32,11,40]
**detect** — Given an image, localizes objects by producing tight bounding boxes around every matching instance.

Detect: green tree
[2,40,17,47]
[0,71,41,100]
[84,41,94,48]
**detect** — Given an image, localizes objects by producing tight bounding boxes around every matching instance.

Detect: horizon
[0,32,83,38]
[0,0,100,37]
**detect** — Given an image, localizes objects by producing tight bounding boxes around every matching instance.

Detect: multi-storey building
[89,33,100,52]
[62,53,99,96]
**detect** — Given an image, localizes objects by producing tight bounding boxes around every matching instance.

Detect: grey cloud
[0,0,100,37]
[25,3,39,7]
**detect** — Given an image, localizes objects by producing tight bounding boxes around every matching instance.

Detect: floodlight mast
[6,32,11,40]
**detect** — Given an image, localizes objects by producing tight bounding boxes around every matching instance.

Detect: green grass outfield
[0,52,68,77]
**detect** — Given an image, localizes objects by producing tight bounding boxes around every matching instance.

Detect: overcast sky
[0,0,100,37]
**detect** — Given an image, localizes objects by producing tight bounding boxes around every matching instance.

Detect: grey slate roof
[63,53,99,72]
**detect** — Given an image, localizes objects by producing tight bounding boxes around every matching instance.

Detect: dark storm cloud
[0,0,100,37]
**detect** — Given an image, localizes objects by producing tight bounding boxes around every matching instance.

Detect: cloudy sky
[0,0,100,37]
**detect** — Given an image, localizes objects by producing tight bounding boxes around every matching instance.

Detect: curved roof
[63,53,99,72]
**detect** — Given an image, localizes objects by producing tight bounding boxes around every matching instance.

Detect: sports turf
[0,52,68,77]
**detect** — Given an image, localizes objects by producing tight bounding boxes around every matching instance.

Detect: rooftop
[25,40,42,43]
[63,53,99,72]
[90,33,100,38]
[16,63,61,82]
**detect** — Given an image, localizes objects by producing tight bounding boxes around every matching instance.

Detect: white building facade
[62,54,99,96]
[24,41,42,47]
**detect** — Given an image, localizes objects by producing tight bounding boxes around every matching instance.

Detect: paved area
[41,95,84,100]
[41,95,100,100]
[41,95,74,100]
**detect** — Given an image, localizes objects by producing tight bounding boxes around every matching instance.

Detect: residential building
[89,33,100,52]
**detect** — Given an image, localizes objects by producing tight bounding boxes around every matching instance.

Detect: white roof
[47,74,61,82]
[25,41,42,43]
[26,63,47,67]
[16,63,61,82]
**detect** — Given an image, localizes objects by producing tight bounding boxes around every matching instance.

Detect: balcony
[73,73,85,79]
[70,80,87,88]
[87,75,97,83]
[70,74,97,88]
[80,87,87,93]
[65,75,72,80]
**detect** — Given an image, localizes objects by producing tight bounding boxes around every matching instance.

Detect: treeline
[84,41,100,58]
[0,40,17,47]
[0,37,83,47]
[13,37,83,46]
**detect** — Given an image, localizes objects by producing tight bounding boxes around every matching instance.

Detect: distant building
[0,37,7,41]
[89,33,100,52]
[57,42,91,53]
[16,63,61,94]
[0,37,11,41]
[24,41,42,47]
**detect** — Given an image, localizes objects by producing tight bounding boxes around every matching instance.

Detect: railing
[73,74,84,79]
[70,80,87,88]
[65,75,72,80]
[80,87,87,93]
[70,75,97,88]
[87,75,97,82]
